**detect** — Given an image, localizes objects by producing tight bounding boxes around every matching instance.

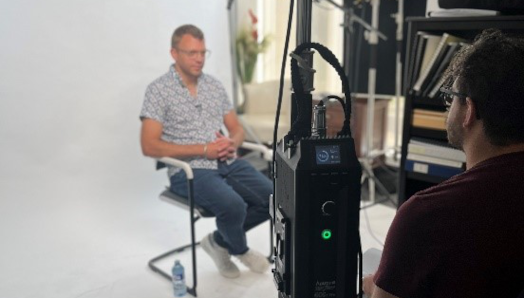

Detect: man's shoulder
[200,73,224,88]
[414,170,470,197]
[400,171,479,221]
[147,69,176,91]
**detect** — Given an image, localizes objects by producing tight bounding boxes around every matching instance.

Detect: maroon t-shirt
[375,151,524,298]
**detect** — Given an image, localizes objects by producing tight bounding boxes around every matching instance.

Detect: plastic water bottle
[172,260,187,297]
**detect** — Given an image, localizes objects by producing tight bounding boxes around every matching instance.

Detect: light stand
[361,0,405,205]
[393,0,404,161]
[322,0,386,90]
[319,0,391,204]
[362,0,380,203]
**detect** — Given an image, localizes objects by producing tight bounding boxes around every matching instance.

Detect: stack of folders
[405,138,466,178]
[412,109,447,131]
[408,31,470,99]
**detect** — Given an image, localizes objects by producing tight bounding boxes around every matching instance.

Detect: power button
[321,201,336,215]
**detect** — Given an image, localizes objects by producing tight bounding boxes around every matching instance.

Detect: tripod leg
[360,159,376,203]
[361,159,396,206]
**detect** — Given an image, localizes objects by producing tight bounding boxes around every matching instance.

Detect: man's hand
[362,274,399,298]
[215,132,237,161]
[206,132,237,161]
[363,274,376,297]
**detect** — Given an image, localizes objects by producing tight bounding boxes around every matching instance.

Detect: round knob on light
[321,201,336,215]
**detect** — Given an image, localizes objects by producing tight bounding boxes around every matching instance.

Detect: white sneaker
[236,249,270,273]
[201,233,240,278]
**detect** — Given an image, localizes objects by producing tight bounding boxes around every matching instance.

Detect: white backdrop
[0,2,234,295]
[0,0,233,191]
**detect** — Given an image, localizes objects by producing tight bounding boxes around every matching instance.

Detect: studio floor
[0,163,396,298]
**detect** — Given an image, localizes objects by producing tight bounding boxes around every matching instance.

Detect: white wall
[0,0,232,191]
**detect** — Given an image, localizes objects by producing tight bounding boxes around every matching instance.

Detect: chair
[147,142,274,297]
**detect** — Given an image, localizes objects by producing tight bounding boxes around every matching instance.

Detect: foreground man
[364,29,524,298]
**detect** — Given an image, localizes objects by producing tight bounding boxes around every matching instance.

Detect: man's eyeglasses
[439,86,481,119]
[176,49,211,59]
[439,87,468,110]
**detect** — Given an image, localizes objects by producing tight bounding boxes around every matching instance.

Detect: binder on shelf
[412,109,447,130]
[408,32,429,89]
[427,76,448,99]
[407,153,463,168]
[408,138,466,162]
[410,32,441,88]
[411,127,449,141]
[427,42,469,98]
[405,159,463,178]
[422,42,461,98]
[428,9,500,18]
[413,33,467,95]
[414,42,452,95]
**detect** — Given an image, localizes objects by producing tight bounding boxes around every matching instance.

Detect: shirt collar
[170,64,204,88]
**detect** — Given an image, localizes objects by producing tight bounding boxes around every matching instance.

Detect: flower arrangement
[236,9,270,84]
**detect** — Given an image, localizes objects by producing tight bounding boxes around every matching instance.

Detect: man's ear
[170,48,177,61]
[463,97,478,127]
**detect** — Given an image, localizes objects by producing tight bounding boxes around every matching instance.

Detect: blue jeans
[170,159,272,255]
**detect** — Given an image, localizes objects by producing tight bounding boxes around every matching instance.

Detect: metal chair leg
[148,238,200,296]
[147,241,201,281]
[148,180,199,297]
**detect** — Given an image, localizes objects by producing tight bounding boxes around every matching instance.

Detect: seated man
[364,29,524,298]
[140,24,271,279]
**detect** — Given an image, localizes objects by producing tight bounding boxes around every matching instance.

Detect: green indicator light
[321,229,332,240]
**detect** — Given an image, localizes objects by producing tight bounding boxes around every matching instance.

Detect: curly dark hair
[444,29,524,146]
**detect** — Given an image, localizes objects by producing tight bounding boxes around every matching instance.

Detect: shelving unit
[398,15,524,206]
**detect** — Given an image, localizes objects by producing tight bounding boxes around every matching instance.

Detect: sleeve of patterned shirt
[140,83,166,123]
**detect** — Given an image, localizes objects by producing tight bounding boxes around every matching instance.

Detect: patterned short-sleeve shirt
[140,64,234,176]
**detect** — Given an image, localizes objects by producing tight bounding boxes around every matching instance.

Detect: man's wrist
[203,143,208,159]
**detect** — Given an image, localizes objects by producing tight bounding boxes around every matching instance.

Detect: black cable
[363,205,385,247]
[322,95,347,114]
[272,0,295,179]
[289,42,352,139]
[360,197,393,210]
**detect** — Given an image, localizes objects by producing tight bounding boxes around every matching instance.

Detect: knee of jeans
[221,200,247,222]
